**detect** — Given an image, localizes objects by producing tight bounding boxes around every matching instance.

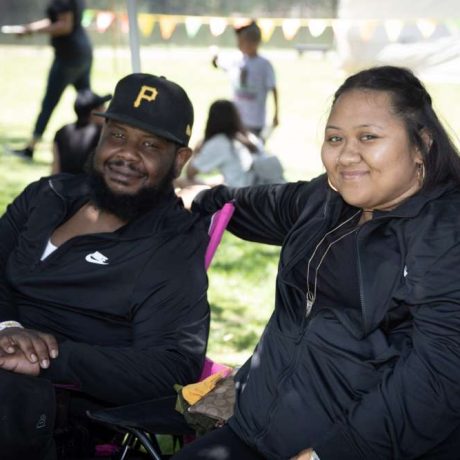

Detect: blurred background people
[51,89,111,174]
[184,99,269,188]
[12,0,93,160]
[212,21,278,140]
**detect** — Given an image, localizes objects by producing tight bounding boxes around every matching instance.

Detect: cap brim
[93,111,187,146]
[92,94,112,107]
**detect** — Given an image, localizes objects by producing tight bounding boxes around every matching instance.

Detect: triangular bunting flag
[416,19,437,39]
[209,17,228,36]
[138,13,155,37]
[119,13,129,34]
[259,18,276,42]
[281,18,301,40]
[384,19,404,42]
[96,11,115,33]
[331,18,351,40]
[185,16,202,38]
[359,19,378,42]
[307,19,328,38]
[82,9,95,28]
[159,15,177,40]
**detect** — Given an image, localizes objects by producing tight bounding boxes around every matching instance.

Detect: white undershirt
[41,239,58,261]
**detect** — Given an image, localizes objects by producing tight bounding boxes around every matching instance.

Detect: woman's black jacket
[193,175,460,460]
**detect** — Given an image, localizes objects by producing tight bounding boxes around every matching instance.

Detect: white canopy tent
[335,0,460,82]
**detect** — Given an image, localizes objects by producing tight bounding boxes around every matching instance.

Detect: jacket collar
[383,181,457,217]
[48,173,92,199]
[279,177,457,291]
[326,178,457,220]
[47,174,199,240]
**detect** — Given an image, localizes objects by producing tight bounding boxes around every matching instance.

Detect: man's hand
[0,348,40,376]
[290,448,313,460]
[0,327,58,369]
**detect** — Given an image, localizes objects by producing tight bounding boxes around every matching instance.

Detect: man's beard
[87,159,176,222]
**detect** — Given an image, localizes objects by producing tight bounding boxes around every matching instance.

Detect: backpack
[251,154,286,185]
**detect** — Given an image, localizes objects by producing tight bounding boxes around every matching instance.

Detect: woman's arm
[313,238,460,459]
[235,131,259,153]
[193,180,314,246]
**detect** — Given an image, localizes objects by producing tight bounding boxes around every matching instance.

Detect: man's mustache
[106,158,144,175]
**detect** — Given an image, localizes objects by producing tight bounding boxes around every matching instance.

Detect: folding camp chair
[87,201,235,459]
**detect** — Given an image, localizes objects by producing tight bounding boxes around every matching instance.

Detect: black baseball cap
[74,89,112,118]
[94,73,194,146]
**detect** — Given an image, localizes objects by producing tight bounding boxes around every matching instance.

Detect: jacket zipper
[252,331,305,445]
[355,214,399,336]
[254,213,400,446]
[355,228,368,335]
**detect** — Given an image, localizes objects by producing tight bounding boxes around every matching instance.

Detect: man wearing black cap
[0,74,209,457]
[52,89,112,174]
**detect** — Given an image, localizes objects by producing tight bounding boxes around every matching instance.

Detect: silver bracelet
[0,320,23,331]
[311,451,321,460]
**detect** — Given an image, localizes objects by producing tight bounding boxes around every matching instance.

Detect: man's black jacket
[0,174,210,405]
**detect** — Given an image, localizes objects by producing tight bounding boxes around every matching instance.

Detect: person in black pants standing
[12,0,93,160]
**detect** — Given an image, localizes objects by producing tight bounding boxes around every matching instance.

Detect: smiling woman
[322,89,424,223]
[175,66,460,460]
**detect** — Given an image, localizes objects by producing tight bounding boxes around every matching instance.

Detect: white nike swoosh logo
[85,251,109,265]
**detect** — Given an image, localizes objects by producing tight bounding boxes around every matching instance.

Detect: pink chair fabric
[204,201,235,270]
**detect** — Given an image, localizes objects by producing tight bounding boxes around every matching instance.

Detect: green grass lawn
[1,44,460,366]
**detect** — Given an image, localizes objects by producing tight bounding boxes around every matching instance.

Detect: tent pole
[127,0,141,72]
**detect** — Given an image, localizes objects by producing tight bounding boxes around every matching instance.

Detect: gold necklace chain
[305,210,361,317]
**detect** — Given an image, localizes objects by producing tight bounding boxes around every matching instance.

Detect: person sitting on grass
[184,99,279,188]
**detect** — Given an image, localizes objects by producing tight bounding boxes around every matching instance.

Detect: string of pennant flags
[82,10,460,43]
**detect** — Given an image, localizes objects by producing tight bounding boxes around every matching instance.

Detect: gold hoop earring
[418,162,426,185]
[327,177,338,192]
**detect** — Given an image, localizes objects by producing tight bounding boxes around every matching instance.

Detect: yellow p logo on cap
[133,85,158,108]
